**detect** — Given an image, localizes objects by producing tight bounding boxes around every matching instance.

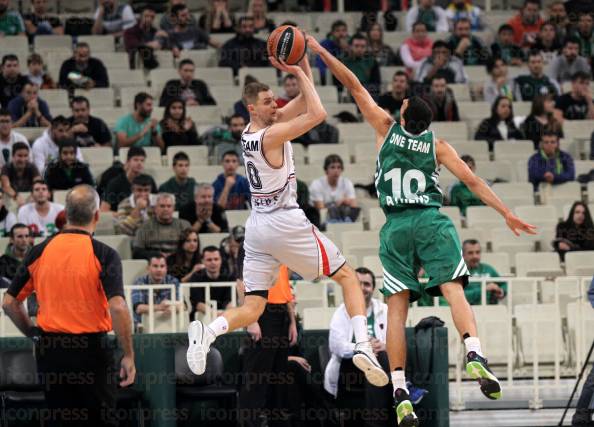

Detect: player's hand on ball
[505,212,537,236]
[305,34,323,54]
[269,56,301,75]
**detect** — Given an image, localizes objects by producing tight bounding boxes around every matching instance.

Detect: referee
[2,184,135,427]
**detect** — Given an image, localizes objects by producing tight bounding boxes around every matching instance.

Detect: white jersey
[241,124,298,213]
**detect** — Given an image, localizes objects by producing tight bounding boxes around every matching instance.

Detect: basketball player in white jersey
[186,56,388,388]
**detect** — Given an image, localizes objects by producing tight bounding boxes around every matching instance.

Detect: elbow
[314,108,327,125]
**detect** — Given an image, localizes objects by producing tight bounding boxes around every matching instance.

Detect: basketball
[267,25,307,65]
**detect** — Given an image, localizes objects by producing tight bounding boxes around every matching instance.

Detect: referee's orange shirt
[268,265,293,304]
[7,229,125,334]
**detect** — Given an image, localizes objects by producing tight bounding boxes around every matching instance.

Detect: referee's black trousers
[240,303,291,427]
[35,332,118,427]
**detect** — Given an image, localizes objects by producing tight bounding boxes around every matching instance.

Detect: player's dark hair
[172,151,190,165]
[355,267,376,289]
[323,154,344,171]
[402,96,433,135]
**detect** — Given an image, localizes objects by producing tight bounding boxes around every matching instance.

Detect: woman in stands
[160,98,199,151]
[367,23,397,66]
[167,229,203,282]
[248,0,275,33]
[474,95,524,150]
[554,201,594,261]
[198,0,235,33]
[483,57,514,106]
[521,94,564,150]
[400,21,433,75]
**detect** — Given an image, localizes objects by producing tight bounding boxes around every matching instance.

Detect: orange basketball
[267,25,307,65]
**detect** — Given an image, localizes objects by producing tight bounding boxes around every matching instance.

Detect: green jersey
[375,123,443,213]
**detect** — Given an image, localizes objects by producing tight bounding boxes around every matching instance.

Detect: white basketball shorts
[242,208,346,294]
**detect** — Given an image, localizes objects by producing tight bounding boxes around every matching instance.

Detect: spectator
[293,120,340,147]
[32,116,84,175]
[309,155,358,222]
[533,21,561,64]
[218,17,268,76]
[67,96,112,148]
[16,179,63,237]
[554,201,594,260]
[159,151,196,211]
[166,4,219,58]
[475,96,524,147]
[58,43,109,92]
[131,254,180,330]
[491,24,525,66]
[23,0,63,39]
[115,92,164,150]
[0,55,29,107]
[507,0,544,48]
[115,174,155,236]
[547,38,591,84]
[564,0,594,25]
[160,99,199,150]
[187,246,234,318]
[547,1,571,43]
[574,13,594,62]
[400,22,433,75]
[25,54,56,89]
[133,192,191,259]
[160,0,197,32]
[405,0,448,32]
[0,224,29,280]
[422,73,460,122]
[484,57,514,105]
[0,0,25,36]
[513,51,559,101]
[203,113,245,160]
[447,18,490,66]
[123,6,167,70]
[528,131,575,190]
[44,139,94,191]
[167,228,202,282]
[248,0,275,33]
[159,59,216,107]
[416,41,467,84]
[0,194,15,238]
[445,0,483,30]
[220,225,242,279]
[554,71,594,120]
[378,72,410,120]
[1,142,40,201]
[449,155,485,215]
[213,151,250,210]
[198,0,235,33]
[325,266,397,425]
[341,33,381,99]
[315,20,349,85]
[0,109,28,168]
[275,74,299,108]
[367,23,397,67]
[523,94,564,149]
[180,183,229,233]
[460,239,507,305]
[92,0,136,36]
[101,147,157,211]
[7,82,51,128]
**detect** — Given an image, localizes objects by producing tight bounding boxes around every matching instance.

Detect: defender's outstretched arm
[307,35,393,142]
[437,139,537,236]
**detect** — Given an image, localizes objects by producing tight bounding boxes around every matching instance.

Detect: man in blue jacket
[528,132,575,190]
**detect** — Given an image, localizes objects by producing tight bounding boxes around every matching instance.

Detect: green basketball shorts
[379,208,469,301]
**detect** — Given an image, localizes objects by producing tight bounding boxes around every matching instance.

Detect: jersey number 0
[246,162,263,190]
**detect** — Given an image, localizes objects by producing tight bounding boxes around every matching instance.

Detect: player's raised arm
[436,139,537,236]
[263,58,327,149]
[276,54,314,123]
[307,35,393,140]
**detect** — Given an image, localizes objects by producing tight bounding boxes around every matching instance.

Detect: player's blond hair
[243,82,270,105]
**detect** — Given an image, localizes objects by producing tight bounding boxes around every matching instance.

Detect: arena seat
[294,281,328,305]
[513,204,559,227]
[198,233,227,248]
[337,123,374,141]
[52,190,68,206]
[514,160,529,182]
[515,252,563,277]
[457,102,490,121]
[408,306,460,366]
[466,206,506,229]
[14,127,44,143]
[195,67,234,86]
[566,301,594,368]
[39,89,69,109]
[34,35,72,52]
[490,228,537,260]
[302,307,337,330]
[74,88,116,108]
[77,35,116,52]
[565,251,594,276]
[361,255,383,276]
[493,141,535,161]
[449,140,490,161]
[190,165,226,182]
[475,160,516,182]
[238,67,278,86]
[383,32,409,47]
[341,231,380,254]
[514,303,563,365]
[564,120,594,140]
[95,235,132,260]
[149,68,179,89]
[343,162,375,184]
[166,145,208,167]
[93,52,130,69]
[314,12,358,33]
[109,69,147,90]
[154,50,175,69]
[269,13,314,30]
[449,84,471,102]
[291,143,306,164]
[119,146,163,167]
[367,207,385,231]
[492,182,534,206]
[148,167,175,187]
[176,49,218,67]
[539,182,583,207]
[475,305,511,365]
[429,122,468,140]
[481,252,511,276]
[61,0,95,13]
[226,210,250,228]
[95,211,116,235]
[122,259,148,286]
[307,143,351,165]
[380,66,406,85]
[79,146,113,167]
[1,36,28,54]
[186,106,223,125]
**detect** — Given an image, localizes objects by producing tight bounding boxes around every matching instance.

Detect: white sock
[391,370,408,393]
[351,315,368,343]
[207,316,229,337]
[464,336,483,357]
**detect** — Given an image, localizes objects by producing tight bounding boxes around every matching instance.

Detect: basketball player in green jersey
[309,36,537,426]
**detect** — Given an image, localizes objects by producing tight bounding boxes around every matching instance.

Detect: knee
[244,298,266,324]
